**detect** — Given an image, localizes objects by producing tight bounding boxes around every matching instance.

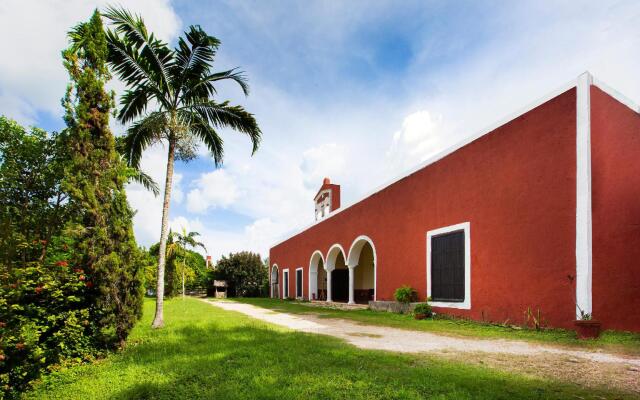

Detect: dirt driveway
[204,299,640,395]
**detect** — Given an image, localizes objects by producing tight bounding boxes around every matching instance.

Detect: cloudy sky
[1,1,639,260]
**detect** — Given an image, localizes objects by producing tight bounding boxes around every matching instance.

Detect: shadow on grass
[107,316,632,400]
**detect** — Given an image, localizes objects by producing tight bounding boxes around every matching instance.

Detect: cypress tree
[61,10,143,348]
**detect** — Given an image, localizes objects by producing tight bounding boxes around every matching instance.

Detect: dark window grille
[283,272,289,298]
[296,269,303,298]
[431,230,465,302]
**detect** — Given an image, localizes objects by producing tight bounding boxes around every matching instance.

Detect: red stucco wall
[271,89,579,329]
[591,86,640,332]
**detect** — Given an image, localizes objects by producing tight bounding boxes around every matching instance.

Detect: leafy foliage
[169,229,206,297]
[213,252,268,297]
[413,303,433,318]
[0,237,94,396]
[102,6,261,167]
[0,10,145,397]
[394,285,418,304]
[0,119,84,396]
[0,118,70,266]
[147,240,208,298]
[61,9,144,349]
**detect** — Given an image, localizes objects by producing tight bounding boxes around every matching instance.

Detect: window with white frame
[426,222,471,309]
[295,267,303,299]
[282,269,289,299]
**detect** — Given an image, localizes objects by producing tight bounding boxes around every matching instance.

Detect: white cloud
[386,111,443,176]
[168,215,288,262]
[0,0,180,125]
[300,143,347,188]
[0,94,35,126]
[169,216,205,236]
[186,169,238,213]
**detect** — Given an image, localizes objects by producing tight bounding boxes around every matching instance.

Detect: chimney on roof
[314,177,340,221]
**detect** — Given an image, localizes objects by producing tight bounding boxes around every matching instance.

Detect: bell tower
[314,177,341,221]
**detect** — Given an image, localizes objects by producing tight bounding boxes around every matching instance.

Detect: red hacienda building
[269,73,640,332]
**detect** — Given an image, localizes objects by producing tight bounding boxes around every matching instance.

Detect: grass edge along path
[25,297,636,400]
[231,297,640,356]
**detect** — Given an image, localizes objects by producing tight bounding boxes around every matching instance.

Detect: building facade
[269,73,640,332]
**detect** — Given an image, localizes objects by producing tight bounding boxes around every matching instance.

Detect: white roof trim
[271,73,637,249]
[592,78,640,113]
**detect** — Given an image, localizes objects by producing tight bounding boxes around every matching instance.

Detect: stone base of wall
[309,301,368,310]
[368,301,420,313]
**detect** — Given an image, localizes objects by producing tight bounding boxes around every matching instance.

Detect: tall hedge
[61,10,143,348]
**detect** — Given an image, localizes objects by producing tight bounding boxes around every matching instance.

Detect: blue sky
[1,1,640,260]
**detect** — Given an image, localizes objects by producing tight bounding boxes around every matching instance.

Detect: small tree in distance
[170,228,206,298]
[214,252,268,297]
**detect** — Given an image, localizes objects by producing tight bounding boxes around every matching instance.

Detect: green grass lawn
[25,298,636,399]
[233,298,640,355]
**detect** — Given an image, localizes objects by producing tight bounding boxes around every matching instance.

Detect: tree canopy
[214,252,268,297]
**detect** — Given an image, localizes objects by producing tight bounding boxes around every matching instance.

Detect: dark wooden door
[332,269,349,302]
[431,230,465,302]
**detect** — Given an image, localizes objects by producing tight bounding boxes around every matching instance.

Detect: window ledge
[429,300,471,310]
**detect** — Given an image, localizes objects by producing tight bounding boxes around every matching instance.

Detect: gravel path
[203,299,640,367]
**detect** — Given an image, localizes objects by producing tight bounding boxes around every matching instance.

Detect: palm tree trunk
[152,139,176,329]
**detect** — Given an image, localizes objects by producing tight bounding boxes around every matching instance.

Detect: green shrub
[413,302,433,317]
[394,285,418,304]
[213,252,268,297]
[0,237,96,396]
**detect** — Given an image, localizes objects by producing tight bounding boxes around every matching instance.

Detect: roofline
[270,73,638,249]
[592,77,640,113]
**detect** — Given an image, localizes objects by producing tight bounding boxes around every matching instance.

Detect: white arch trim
[309,250,325,270]
[308,250,324,301]
[346,235,377,301]
[325,243,346,271]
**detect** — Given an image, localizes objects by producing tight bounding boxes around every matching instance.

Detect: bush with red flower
[0,236,95,396]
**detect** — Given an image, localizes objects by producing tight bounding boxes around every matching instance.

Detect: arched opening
[347,236,377,304]
[326,244,348,302]
[309,251,327,301]
[270,265,279,298]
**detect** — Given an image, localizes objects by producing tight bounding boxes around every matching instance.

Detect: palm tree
[169,228,207,298]
[103,6,261,328]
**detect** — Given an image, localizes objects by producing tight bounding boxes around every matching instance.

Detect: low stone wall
[368,301,420,313]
